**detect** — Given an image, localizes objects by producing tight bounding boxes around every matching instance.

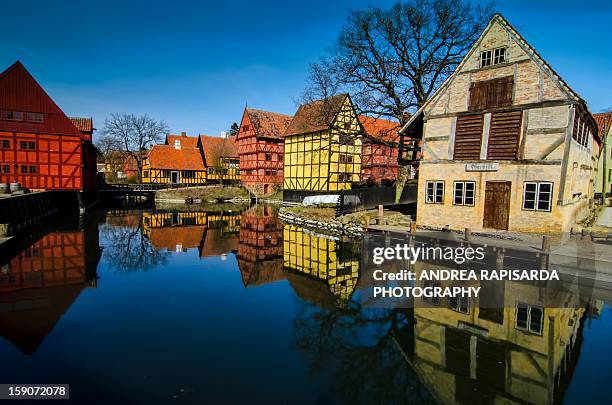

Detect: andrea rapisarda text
[373,269,560,281]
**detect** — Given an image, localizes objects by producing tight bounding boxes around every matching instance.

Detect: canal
[0,205,610,404]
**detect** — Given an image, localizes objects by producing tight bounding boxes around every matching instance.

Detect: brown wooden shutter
[487,110,522,160]
[469,81,486,111]
[454,114,483,160]
[469,77,514,111]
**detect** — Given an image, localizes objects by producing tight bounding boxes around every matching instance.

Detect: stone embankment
[278,208,363,237]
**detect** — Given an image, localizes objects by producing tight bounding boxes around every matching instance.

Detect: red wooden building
[236,108,292,195]
[0,61,97,191]
[236,205,285,288]
[359,115,401,184]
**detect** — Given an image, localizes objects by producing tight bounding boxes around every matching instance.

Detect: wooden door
[483,181,511,230]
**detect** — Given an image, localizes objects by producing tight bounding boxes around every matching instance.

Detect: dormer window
[174,140,181,149]
[481,47,506,67]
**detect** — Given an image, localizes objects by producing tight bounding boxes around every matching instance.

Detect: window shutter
[469,81,486,111]
[454,114,483,160]
[469,77,514,111]
[487,110,522,160]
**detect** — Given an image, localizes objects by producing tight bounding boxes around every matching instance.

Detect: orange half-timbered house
[236,108,292,195]
[198,134,240,183]
[359,115,401,184]
[141,132,207,184]
[0,61,98,191]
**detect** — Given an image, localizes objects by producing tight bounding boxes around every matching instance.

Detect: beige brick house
[400,13,601,233]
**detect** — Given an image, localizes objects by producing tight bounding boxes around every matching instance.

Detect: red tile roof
[359,115,400,144]
[200,231,238,257]
[147,144,205,170]
[198,134,238,166]
[246,109,292,139]
[149,226,206,251]
[69,117,94,133]
[594,112,612,139]
[0,61,84,137]
[285,94,349,137]
[166,133,199,149]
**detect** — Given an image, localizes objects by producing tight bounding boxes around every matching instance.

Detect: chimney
[181,131,187,137]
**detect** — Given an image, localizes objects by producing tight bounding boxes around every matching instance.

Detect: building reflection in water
[290,230,600,405]
[283,224,361,307]
[0,215,101,355]
[0,206,602,403]
[237,205,285,287]
[141,208,242,258]
[406,259,590,405]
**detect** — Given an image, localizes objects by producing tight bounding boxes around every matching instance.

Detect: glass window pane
[537,199,550,211]
[529,306,543,334]
[525,183,537,193]
[539,183,551,193]
[516,305,528,329]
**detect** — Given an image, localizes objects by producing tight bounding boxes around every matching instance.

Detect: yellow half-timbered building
[283,94,363,201]
[283,224,360,306]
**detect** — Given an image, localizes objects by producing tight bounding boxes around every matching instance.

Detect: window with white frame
[523,182,553,211]
[515,303,543,335]
[449,295,469,314]
[453,181,476,206]
[480,47,506,67]
[426,181,444,204]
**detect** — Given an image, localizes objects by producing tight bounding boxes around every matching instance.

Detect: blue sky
[1,0,610,140]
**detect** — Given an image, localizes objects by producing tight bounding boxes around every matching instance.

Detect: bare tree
[101,211,169,273]
[97,113,169,181]
[304,0,493,123]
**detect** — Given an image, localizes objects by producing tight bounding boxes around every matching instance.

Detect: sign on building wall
[465,162,499,172]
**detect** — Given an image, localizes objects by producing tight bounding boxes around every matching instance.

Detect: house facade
[237,205,285,287]
[359,115,400,184]
[141,133,207,184]
[283,94,362,202]
[198,134,240,183]
[236,108,292,196]
[0,61,98,191]
[400,14,600,233]
[594,112,612,198]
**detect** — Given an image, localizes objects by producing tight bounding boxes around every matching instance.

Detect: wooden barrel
[0,183,9,194]
[9,182,21,193]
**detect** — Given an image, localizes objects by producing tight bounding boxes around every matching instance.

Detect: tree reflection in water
[100,210,169,272]
[293,300,435,404]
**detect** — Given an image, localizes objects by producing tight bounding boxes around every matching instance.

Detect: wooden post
[464,228,471,241]
[541,236,551,253]
[410,222,417,234]
[541,236,550,270]
[378,205,384,225]
[496,249,504,269]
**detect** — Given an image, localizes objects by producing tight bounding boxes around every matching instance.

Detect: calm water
[0,205,611,404]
